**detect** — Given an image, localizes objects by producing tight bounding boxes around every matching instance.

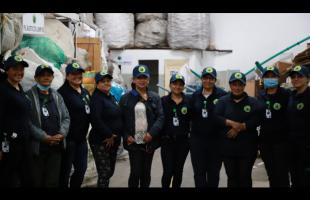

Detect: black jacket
[58,82,91,143]
[88,88,123,145]
[257,87,290,143]
[161,93,191,140]
[287,87,310,143]
[119,89,164,151]
[190,86,227,139]
[0,80,32,143]
[214,92,263,157]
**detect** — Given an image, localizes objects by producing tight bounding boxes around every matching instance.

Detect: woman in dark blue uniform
[214,72,262,187]
[189,67,227,187]
[58,62,91,188]
[287,65,310,187]
[257,66,290,187]
[160,74,190,188]
[88,70,123,188]
[0,55,33,187]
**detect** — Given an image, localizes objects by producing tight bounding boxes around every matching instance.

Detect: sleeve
[58,93,71,137]
[244,99,264,130]
[213,97,227,127]
[0,88,5,145]
[149,95,165,137]
[90,95,113,138]
[119,94,129,140]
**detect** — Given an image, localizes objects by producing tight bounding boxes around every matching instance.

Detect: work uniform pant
[59,140,88,188]
[0,138,33,187]
[90,142,118,188]
[288,140,310,187]
[223,154,257,188]
[160,137,189,188]
[32,147,62,187]
[190,137,222,187]
[128,148,155,188]
[259,142,290,187]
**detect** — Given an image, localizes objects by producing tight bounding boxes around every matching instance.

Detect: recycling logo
[235,73,242,79]
[266,66,274,71]
[244,105,251,112]
[181,107,188,115]
[175,74,183,79]
[206,67,213,73]
[41,64,49,68]
[14,55,23,62]
[72,63,80,68]
[273,103,281,110]
[293,65,301,71]
[213,99,219,105]
[297,102,304,110]
[138,66,146,73]
[100,70,108,75]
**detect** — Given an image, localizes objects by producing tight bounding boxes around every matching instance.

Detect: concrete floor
[83,148,269,188]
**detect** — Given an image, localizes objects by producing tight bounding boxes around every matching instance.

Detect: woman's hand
[143,133,153,143]
[103,134,117,149]
[127,136,135,145]
[226,128,239,139]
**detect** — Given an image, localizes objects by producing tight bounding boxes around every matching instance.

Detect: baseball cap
[95,70,113,83]
[289,65,310,78]
[132,65,150,78]
[35,64,54,77]
[66,62,85,74]
[4,55,29,70]
[229,72,246,85]
[201,67,217,79]
[262,66,280,77]
[170,73,185,84]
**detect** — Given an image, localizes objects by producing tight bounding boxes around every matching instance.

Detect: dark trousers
[160,137,189,188]
[128,148,155,188]
[0,139,33,188]
[90,142,118,188]
[288,140,310,187]
[260,142,290,187]
[32,147,62,187]
[223,154,257,188]
[190,137,222,187]
[59,140,88,188]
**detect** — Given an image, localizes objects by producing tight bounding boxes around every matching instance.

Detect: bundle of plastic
[136,13,167,22]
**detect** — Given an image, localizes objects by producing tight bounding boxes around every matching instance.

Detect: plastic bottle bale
[79,13,95,25]
[136,13,167,22]
[1,15,17,54]
[134,19,167,48]
[167,13,210,50]
[44,19,75,59]
[15,35,67,69]
[94,13,134,49]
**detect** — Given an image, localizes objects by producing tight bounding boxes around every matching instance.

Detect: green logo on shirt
[297,102,304,110]
[273,103,281,110]
[213,99,219,105]
[181,107,188,115]
[244,105,251,112]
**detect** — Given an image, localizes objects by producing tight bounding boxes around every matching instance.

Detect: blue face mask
[37,84,50,91]
[263,78,278,89]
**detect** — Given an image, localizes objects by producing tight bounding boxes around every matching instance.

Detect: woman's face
[230,81,245,96]
[97,77,112,92]
[67,71,83,86]
[291,73,309,89]
[201,75,216,90]
[133,75,149,90]
[6,64,25,83]
[170,80,184,95]
[35,71,54,86]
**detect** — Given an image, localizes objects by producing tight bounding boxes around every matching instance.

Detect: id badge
[202,109,208,118]
[85,105,90,114]
[266,109,272,119]
[173,117,179,127]
[42,107,49,117]
[2,141,9,153]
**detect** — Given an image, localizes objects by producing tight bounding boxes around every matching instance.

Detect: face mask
[263,78,278,89]
[37,84,50,91]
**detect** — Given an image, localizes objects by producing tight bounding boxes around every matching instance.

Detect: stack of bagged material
[293,46,310,67]
[0,13,23,54]
[167,13,210,50]
[94,13,134,49]
[134,13,168,48]
[79,13,95,26]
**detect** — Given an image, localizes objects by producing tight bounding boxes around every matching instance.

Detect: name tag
[266,109,272,119]
[173,117,179,127]
[42,106,49,117]
[2,141,9,153]
[85,105,90,114]
[202,109,208,118]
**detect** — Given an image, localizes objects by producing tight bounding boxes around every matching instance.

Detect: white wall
[208,13,310,72]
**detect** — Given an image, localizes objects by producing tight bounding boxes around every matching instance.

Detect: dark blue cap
[170,73,185,84]
[35,64,54,77]
[201,67,217,79]
[132,65,150,78]
[4,55,29,71]
[95,70,113,83]
[66,62,85,74]
[229,72,246,85]
[262,66,279,77]
[289,65,310,78]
